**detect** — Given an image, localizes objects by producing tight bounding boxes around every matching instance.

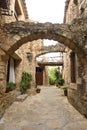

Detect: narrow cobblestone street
[0,86,87,130]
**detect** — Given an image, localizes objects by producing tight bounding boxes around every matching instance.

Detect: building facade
[0,0,45,117]
[0,0,87,118]
[63,0,87,116]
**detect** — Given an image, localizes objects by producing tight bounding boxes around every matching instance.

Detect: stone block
[16,94,28,102]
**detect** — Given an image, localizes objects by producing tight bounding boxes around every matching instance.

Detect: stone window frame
[70,52,76,83]
[0,0,9,9]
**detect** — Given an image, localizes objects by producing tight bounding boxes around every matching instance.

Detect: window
[15,0,21,16]
[0,0,9,9]
[73,0,78,5]
[70,52,76,83]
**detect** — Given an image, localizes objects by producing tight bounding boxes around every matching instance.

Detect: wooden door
[36,67,43,85]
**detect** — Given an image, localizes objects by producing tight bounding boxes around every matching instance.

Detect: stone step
[16,94,28,102]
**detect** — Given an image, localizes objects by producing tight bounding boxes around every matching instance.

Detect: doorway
[36,67,43,85]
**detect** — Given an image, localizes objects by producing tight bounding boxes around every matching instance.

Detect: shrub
[22,72,32,82]
[57,77,64,86]
[20,81,28,94]
[49,77,55,85]
[61,86,67,90]
[48,67,58,85]
[20,72,32,94]
[6,82,16,92]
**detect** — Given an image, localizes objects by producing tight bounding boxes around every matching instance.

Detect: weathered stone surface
[16,94,28,102]
[0,0,87,120]
[0,91,16,118]
[37,43,66,57]
[62,0,87,118]
[0,18,87,64]
[1,87,87,130]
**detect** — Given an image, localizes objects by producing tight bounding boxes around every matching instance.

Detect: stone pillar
[0,50,9,94]
[43,66,49,86]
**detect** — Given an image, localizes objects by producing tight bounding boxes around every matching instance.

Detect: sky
[25,0,66,56]
[25,0,66,23]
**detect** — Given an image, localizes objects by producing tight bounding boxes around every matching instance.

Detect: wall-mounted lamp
[26,52,33,62]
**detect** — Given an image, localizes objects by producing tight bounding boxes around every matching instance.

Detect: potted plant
[6,82,16,93]
[57,77,64,86]
[61,86,67,96]
[36,88,41,93]
[20,72,32,94]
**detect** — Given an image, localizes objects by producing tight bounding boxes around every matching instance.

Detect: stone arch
[36,43,66,58]
[0,18,87,97]
[2,20,87,64]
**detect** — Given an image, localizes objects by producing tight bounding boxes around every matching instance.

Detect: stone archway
[0,17,87,93]
[36,43,66,57]
[1,18,87,63]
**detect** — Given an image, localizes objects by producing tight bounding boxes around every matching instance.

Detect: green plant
[22,72,32,82]
[61,86,67,90]
[6,82,16,92]
[20,81,27,94]
[48,67,58,85]
[49,77,55,85]
[57,77,64,86]
[20,72,32,94]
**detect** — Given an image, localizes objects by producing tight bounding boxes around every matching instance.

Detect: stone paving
[0,86,87,130]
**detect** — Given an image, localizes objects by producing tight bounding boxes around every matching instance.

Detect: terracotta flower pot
[36,88,41,93]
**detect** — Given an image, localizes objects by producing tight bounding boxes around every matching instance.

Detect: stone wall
[0,0,43,89]
[0,90,16,118]
[64,0,87,116]
[0,0,87,118]
[0,0,40,118]
[43,66,49,86]
[65,0,78,23]
[63,49,70,85]
[68,87,87,117]
[15,39,43,88]
[65,0,87,23]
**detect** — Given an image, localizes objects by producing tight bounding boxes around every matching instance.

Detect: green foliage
[49,78,55,85]
[48,66,64,86]
[22,72,32,82]
[57,77,64,86]
[61,86,67,90]
[20,72,32,94]
[6,82,16,92]
[48,67,58,85]
[20,81,27,94]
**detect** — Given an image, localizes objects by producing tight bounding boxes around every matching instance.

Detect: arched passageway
[0,15,87,119]
[36,51,63,86]
[0,17,87,64]
[0,17,87,93]
[36,43,66,57]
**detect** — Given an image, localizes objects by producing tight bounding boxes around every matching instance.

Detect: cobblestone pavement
[0,86,87,130]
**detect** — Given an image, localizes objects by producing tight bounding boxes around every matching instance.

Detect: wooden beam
[38,62,63,66]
